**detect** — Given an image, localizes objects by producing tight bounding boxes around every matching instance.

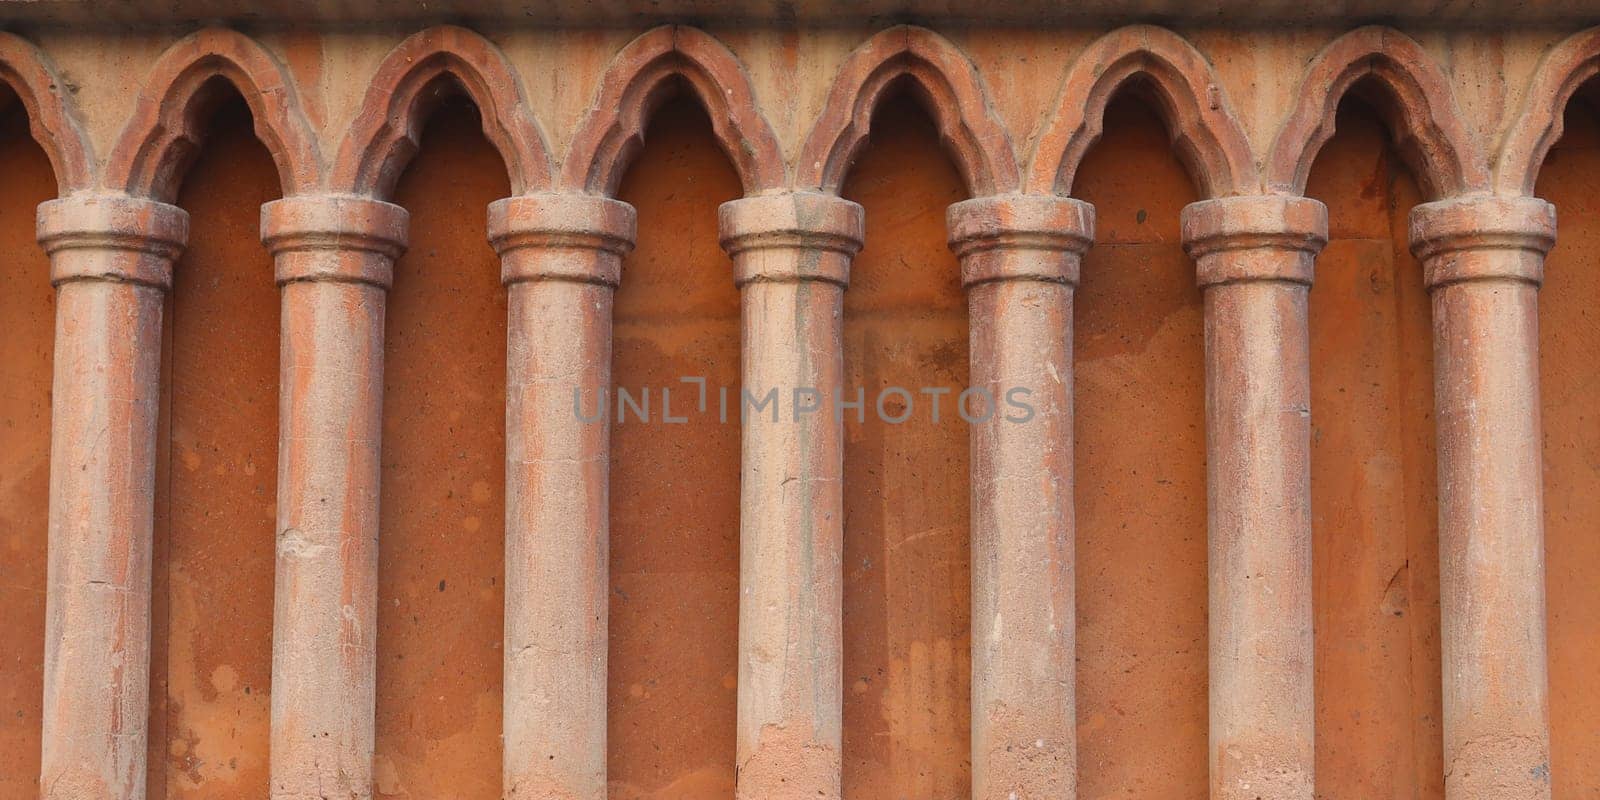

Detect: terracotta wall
[607,97,743,800]
[1536,98,1600,800]
[1072,95,1210,797]
[1305,98,1444,799]
[375,97,508,800]
[0,98,55,800]
[839,94,972,798]
[147,96,281,800]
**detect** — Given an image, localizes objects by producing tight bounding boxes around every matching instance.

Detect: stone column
[1181,195,1327,800]
[1409,196,1554,800]
[37,193,187,800]
[946,194,1093,800]
[718,191,863,800]
[488,194,636,800]
[261,194,408,800]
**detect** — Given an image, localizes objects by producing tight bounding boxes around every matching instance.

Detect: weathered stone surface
[262,193,407,800]
[2,13,1596,800]
[949,193,1093,800]
[1184,194,1327,800]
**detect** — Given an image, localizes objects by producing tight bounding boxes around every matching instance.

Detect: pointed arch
[1026,25,1256,199]
[0,32,93,193]
[1497,27,1600,196]
[796,26,1020,196]
[333,25,553,198]
[1266,26,1486,200]
[106,28,321,201]
[560,25,783,195]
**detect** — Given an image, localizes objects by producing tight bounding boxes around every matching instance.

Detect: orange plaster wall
[1305,98,1444,800]
[376,97,509,800]
[1071,94,1209,799]
[150,96,281,799]
[1535,97,1600,800]
[0,100,56,799]
[608,96,743,800]
[840,94,973,799]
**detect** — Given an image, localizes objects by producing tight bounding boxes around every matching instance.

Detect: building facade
[0,3,1596,798]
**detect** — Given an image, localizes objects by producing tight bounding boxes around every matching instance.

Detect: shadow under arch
[147,88,285,799]
[1068,90,1210,798]
[1302,93,1445,799]
[373,94,511,800]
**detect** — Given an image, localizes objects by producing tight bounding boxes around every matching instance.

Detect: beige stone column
[1409,196,1554,800]
[1182,195,1327,800]
[37,194,188,800]
[946,194,1092,800]
[719,191,863,800]
[261,194,408,800]
[488,194,636,800]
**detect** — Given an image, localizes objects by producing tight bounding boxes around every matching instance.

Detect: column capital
[718,191,864,286]
[260,194,409,288]
[36,193,189,289]
[946,194,1094,287]
[1181,195,1327,288]
[487,193,636,287]
[1409,195,1556,289]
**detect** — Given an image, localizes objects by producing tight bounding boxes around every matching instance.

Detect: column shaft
[37,194,187,800]
[262,195,408,800]
[948,194,1093,800]
[491,194,635,800]
[1183,195,1327,800]
[1411,196,1554,800]
[720,191,863,800]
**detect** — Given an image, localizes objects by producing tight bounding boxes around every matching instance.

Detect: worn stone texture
[1,10,1597,800]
